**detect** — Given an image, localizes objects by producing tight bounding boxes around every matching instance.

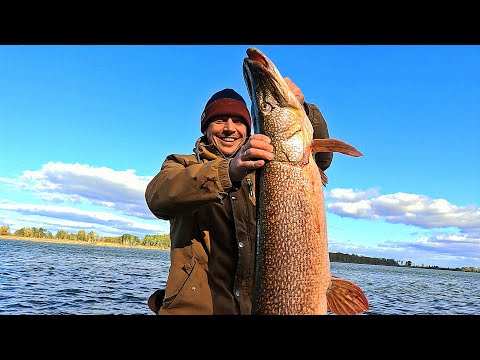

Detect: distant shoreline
[3,235,478,272]
[0,235,168,251]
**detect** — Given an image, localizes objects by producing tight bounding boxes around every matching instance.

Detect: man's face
[205,116,248,157]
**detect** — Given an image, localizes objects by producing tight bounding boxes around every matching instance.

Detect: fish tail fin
[326,275,369,315]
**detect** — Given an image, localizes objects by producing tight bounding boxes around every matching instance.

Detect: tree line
[0,225,170,249]
[1,224,479,273]
[329,252,480,273]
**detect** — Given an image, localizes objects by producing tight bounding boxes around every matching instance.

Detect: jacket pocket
[160,257,212,315]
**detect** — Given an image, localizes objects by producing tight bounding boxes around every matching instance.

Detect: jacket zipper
[246,177,254,200]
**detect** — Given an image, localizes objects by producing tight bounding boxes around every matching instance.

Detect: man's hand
[229,134,274,182]
[284,77,305,104]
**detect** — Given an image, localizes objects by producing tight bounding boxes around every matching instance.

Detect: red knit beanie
[200,88,251,134]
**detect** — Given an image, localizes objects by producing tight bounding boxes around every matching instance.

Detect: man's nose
[223,118,235,130]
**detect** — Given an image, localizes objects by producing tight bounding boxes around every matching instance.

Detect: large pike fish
[243,47,369,315]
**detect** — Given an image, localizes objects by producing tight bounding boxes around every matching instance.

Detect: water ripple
[1,239,479,314]
[331,262,480,315]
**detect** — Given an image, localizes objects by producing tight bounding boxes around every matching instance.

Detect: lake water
[1,238,479,315]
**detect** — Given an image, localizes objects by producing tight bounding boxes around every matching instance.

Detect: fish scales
[243,47,369,315]
[256,160,330,314]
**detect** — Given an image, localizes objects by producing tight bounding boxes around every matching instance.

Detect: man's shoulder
[164,153,199,166]
[166,153,197,161]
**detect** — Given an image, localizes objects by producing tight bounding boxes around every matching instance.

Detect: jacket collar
[194,135,247,163]
[194,136,223,162]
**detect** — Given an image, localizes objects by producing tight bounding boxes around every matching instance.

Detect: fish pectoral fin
[312,138,363,157]
[319,168,328,187]
[326,275,369,315]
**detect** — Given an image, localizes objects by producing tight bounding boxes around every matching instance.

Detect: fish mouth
[243,48,312,164]
[243,48,269,101]
[242,48,289,110]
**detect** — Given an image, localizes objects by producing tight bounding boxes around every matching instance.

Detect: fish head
[243,47,313,164]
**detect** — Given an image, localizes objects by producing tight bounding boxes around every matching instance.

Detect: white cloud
[327,190,480,229]
[1,163,479,267]
[327,187,380,202]
[0,162,168,238]
[0,202,167,237]
[1,161,155,219]
[326,189,480,267]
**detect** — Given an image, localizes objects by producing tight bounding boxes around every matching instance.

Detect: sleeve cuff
[217,158,234,190]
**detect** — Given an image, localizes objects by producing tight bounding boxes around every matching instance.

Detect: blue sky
[0,45,479,269]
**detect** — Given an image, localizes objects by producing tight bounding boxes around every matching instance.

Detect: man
[145,78,332,314]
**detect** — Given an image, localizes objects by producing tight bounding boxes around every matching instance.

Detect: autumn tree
[0,225,11,236]
[87,231,98,243]
[77,230,87,242]
[14,227,33,237]
[55,230,68,239]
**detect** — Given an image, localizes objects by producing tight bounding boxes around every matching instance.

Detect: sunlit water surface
[1,239,479,315]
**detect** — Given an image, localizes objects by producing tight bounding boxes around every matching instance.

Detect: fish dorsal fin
[326,275,369,315]
[312,138,363,158]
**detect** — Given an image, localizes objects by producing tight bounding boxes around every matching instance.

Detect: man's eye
[213,119,225,124]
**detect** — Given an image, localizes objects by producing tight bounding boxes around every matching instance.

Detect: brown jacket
[145,102,332,315]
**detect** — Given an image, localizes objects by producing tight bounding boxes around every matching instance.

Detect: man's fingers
[248,139,274,154]
[248,133,271,144]
[246,148,274,161]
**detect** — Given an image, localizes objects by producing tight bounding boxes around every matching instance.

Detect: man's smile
[218,136,240,143]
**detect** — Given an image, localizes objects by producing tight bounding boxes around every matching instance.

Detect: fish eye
[260,102,272,113]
